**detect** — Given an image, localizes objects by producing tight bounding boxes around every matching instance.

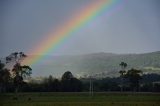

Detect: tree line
[0,52,160,93]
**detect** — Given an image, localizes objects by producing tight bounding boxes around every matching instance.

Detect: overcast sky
[1,0,160,57]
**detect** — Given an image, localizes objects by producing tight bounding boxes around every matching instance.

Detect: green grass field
[0,92,160,106]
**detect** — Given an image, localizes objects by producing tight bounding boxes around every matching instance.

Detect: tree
[0,61,11,92]
[12,63,32,92]
[125,68,142,92]
[52,78,60,92]
[61,71,73,81]
[43,75,60,92]
[70,78,82,92]
[61,71,73,92]
[5,52,26,64]
[6,52,32,92]
[61,71,82,92]
[119,62,127,74]
[119,62,127,91]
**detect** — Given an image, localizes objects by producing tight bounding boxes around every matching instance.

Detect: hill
[26,51,160,77]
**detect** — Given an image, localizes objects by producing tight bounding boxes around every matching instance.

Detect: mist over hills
[27,51,160,78]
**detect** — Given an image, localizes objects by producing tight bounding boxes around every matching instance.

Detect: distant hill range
[26,51,160,78]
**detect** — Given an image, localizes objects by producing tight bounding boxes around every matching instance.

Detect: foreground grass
[0,92,160,106]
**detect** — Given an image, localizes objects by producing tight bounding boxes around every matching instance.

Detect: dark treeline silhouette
[1,72,160,93]
[0,53,160,93]
[21,71,82,92]
[83,73,160,92]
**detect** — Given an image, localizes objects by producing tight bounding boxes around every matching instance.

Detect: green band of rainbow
[23,0,121,66]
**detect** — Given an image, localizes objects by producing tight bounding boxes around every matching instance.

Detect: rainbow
[23,0,121,66]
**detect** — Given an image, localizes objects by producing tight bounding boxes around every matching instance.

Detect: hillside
[25,51,160,77]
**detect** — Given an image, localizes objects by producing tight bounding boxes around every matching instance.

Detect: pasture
[0,92,160,106]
